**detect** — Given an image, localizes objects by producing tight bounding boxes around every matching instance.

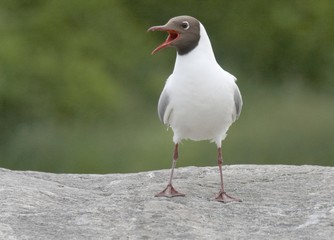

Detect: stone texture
[0,165,333,240]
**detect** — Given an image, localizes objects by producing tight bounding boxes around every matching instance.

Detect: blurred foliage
[0,0,333,173]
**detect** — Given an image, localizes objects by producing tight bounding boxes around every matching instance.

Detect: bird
[148,16,242,203]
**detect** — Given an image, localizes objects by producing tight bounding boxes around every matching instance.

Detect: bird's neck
[174,23,217,72]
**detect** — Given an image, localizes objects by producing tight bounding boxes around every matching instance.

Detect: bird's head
[148,16,200,55]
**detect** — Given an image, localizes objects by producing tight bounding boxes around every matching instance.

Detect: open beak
[148,25,179,54]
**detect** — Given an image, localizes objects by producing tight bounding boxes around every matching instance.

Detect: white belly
[167,71,236,145]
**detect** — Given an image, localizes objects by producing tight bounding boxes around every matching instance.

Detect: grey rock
[0,165,333,240]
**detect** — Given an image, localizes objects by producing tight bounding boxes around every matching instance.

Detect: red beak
[148,25,179,54]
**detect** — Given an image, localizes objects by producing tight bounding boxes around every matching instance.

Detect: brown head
[148,16,201,55]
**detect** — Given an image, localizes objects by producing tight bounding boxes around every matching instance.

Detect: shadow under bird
[148,16,243,203]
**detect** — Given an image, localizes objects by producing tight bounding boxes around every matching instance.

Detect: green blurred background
[1,0,333,173]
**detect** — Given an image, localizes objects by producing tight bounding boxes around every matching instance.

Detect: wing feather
[157,89,170,124]
[233,87,243,121]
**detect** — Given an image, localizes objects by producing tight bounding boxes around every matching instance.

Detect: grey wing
[233,87,243,122]
[157,89,171,124]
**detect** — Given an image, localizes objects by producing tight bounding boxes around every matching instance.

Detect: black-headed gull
[148,16,242,202]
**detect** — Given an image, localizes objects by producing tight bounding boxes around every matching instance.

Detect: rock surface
[0,165,333,240]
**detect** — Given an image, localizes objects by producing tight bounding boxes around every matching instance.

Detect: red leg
[155,143,185,197]
[215,147,241,203]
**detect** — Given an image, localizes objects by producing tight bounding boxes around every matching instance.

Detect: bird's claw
[215,190,242,203]
[155,184,185,198]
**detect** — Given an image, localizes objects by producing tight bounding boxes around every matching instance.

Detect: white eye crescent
[181,21,190,30]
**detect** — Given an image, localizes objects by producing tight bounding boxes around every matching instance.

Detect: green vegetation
[1,1,333,173]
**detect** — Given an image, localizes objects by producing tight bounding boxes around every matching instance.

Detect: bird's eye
[181,21,190,30]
